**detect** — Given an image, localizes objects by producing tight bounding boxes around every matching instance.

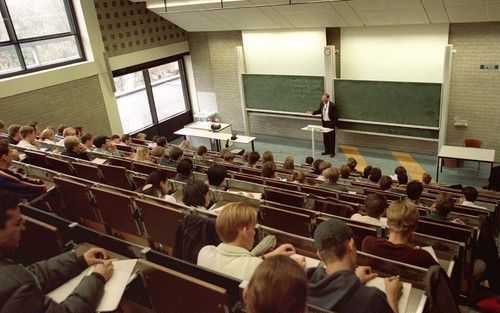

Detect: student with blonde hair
[262,151,274,163]
[362,200,438,268]
[244,256,307,313]
[40,128,56,144]
[197,202,296,281]
[291,170,306,184]
[133,146,153,164]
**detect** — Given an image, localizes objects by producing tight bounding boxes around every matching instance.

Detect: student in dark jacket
[60,136,90,161]
[308,219,402,313]
[0,191,114,313]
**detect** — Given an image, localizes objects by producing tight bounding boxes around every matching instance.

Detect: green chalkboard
[243,74,324,112]
[334,79,441,127]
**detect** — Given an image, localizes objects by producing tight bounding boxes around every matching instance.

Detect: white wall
[242,28,326,76]
[341,24,449,83]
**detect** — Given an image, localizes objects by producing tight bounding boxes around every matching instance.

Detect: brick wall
[447,22,500,162]
[0,76,112,135]
[95,0,187,57]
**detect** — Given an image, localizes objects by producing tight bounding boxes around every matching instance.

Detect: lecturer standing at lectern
[306,93,339,158]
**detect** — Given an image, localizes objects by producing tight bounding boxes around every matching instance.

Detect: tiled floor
[228,133,491,189]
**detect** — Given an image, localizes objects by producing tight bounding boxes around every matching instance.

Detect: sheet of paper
[365,277,412,313]
[47,259,137,312]
[291,254,321,269]
[421,246,439,262]
[91,158,107,164]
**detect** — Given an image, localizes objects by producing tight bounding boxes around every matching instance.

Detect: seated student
[222,152,235,164]
[137,170,175,202]
[391,166,407,181]
[0,120,5,133]
[174,159,194,183]
[93,135,121,157]
[81,132,94,151]
[244,255,307,313]
[136,132,147,141]
[316,161,332,182]
[40,128,57,144]
[73,125,83,138]
[28,121,41,136]
[347,157,362,175]
[283,155,295,170]
[362,165,373,179]
[195,146,208,160]
[120,134,132,146]
[162,146,183,167]
[460,186,487,210]
[155,136,167,148]
[151,146,166,159]
[57,127,77,146]
[262,161,278,179]
[405,181,423,203]
[427,192,464,224]
[397,172,408,185]
[338,164,353,184]
[246,151,260,168]
[7,124,21,145]
[132,146,153,164]
[422,172,432,186]
[56,124,67,138]
[16,126,39,150]
[291,170,306,184]
[305,156,314,166]
[0,139,47,199]
[207,164,227,190]
[182,180,210,210]
[312,159,324,175]
[197,202,296,281]
[369,167,382,183]
[110,134,121,144]
[0,191,114,313]
[379,175,393,191]
[351,194,388,227]
[241,151,249,164]
[321,167,348,192]
[308,219,402,313]
[262,151,274,163]
[61,136,91,161]
[147,135,159,148]
[362,200,438,268]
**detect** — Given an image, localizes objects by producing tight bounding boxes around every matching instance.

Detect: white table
[175,127,256,151]
[437,145,495,182]
[301,124,334,157]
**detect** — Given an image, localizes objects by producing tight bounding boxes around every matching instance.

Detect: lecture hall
[0,1,499,313]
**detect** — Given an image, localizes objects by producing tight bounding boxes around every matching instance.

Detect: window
[113,58,190,134]
[0,0,84,78]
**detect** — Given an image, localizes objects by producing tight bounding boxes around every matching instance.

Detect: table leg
[436,157,440,182]
[311,130,315,157]
[251,141,255,151]
[215,139,220,151]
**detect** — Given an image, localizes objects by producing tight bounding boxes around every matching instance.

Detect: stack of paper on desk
[366,277,412,313]
[47,259,137,312]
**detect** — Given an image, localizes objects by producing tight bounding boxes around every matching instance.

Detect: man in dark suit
[306,93,339,157]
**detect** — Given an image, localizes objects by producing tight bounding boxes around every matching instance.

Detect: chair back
[464,139,482,148]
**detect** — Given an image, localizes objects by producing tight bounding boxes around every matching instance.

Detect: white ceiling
[135,0,500,31]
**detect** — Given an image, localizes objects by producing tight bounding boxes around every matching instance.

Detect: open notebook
[47,259,137,312]
[365,277,412,313]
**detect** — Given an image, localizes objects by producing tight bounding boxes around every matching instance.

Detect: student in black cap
[307,219,402,313]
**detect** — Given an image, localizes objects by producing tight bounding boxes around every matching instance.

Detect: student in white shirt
[197,202,296,281]
[351,193,388,227]
[460,186,488,210]
[16,126,39,150]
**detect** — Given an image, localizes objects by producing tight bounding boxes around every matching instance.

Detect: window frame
[0,0,86,79]
[112,53,192,134]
